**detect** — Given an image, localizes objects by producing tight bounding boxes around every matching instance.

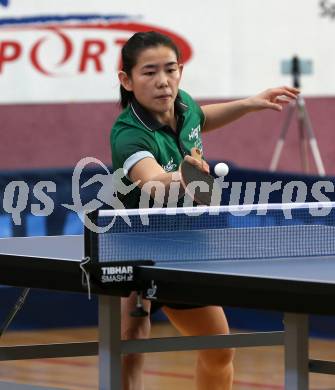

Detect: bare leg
[121,292,151,390]
[163,305,234,390]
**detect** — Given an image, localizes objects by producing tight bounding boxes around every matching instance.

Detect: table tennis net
[92,203,335,263]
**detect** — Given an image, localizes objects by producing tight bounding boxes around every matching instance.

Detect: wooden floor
[0,324,335,389]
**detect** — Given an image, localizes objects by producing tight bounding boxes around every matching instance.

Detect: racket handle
[190,147,202,162]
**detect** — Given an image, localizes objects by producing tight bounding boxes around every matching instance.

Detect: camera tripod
[269,57,326,176]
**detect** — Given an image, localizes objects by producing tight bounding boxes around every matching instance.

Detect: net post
[284,312,309,390]
[99,295,122,390]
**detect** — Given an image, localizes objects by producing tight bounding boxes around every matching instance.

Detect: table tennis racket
[180,148,221,206]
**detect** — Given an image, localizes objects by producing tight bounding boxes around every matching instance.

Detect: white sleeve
[123,151,156,177]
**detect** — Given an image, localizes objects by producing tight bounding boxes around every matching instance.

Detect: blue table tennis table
[1,203,335,390]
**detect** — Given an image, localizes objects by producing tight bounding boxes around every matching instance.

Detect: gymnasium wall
[0,97,334,174]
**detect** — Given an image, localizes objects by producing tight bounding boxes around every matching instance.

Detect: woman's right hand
[184,154,210,174]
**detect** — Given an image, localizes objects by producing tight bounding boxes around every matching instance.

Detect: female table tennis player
[110,31,299,390]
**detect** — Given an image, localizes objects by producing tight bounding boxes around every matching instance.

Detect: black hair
[119,31,180,108]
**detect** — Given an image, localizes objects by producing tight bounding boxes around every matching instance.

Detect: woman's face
[120,45,183,119]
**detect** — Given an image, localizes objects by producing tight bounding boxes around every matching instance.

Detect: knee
[122,319,151,341]
[122,320,150,373]
[123,352,144,368]
[198,348,235,373]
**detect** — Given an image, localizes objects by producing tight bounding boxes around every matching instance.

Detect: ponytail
[120,86,133,109]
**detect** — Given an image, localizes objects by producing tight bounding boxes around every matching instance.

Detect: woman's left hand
[246,86,300,112]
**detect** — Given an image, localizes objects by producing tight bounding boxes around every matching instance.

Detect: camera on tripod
[281,56,313,88]
[269,56,325,175]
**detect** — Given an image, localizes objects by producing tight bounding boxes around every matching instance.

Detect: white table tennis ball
[214,162,229,177]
